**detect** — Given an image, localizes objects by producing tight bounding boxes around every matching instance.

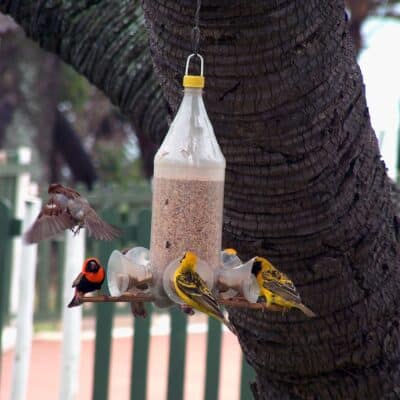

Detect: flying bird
[24,183,121,243]
[173,251,235,332]
[251,256,316,317]
[68,257,105,307]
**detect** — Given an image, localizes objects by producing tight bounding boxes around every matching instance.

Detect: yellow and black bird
[251,256,316,317]
[68,258,105,307]
[24,183,121,243]
[173,251,235,332]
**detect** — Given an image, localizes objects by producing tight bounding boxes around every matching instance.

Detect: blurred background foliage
[0,13,145,189]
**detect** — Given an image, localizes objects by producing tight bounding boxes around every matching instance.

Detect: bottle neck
[183,87,203,96]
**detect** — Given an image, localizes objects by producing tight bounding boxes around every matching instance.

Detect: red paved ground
[1,330,242,399]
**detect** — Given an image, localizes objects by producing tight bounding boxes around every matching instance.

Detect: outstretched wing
[24,206,76,244]
[176,272,225,319]
[84,207,122,240]
[262,270,302,304]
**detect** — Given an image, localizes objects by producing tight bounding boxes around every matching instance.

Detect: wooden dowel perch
[80,293,283,311]
[221,298,283,312]
[81,294,154,303]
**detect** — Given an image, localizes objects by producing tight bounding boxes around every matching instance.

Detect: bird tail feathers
[296,303,316,318]
[68,293,82,308]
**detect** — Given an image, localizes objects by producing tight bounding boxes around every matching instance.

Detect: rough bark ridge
[141,0,400,398]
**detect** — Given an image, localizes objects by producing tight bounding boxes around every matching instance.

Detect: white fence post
[10,195,41,400]
[59,229,85,400]
[10,147,32,316]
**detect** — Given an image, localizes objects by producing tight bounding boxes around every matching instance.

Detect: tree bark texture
[140,1,400,398]
[1,1,400,399]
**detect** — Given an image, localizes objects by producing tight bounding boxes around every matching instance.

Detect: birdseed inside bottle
[150,176,224,302]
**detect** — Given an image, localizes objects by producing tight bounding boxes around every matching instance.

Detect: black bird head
[85,258,101,273]
[251,260,262,277]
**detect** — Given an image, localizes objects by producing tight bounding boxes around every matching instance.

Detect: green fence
[34,204,256,399]
[0,149,256,399]
[90,208,255,400]
[0,199,12,378]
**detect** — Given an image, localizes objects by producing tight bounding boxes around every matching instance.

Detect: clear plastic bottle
[150,54,226,306]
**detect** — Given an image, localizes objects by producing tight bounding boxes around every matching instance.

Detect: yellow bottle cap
[183,75,205,88]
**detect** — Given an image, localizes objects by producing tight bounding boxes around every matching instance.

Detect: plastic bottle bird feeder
[149,54,226,307]
[102,55,260,310]
[79,53,285,314]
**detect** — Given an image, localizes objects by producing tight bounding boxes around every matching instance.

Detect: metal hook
[185,53,204,76]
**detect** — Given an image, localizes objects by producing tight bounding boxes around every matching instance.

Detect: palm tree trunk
[141,1,400,398]
[1,1,400,398]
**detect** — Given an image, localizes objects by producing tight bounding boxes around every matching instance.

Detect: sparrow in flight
[24,183,121,243]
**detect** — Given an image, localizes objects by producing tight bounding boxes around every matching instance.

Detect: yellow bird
[173,251,235,332]
[251,256,316,317]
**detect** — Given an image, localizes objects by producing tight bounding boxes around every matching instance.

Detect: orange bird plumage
[68,258,105,307]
